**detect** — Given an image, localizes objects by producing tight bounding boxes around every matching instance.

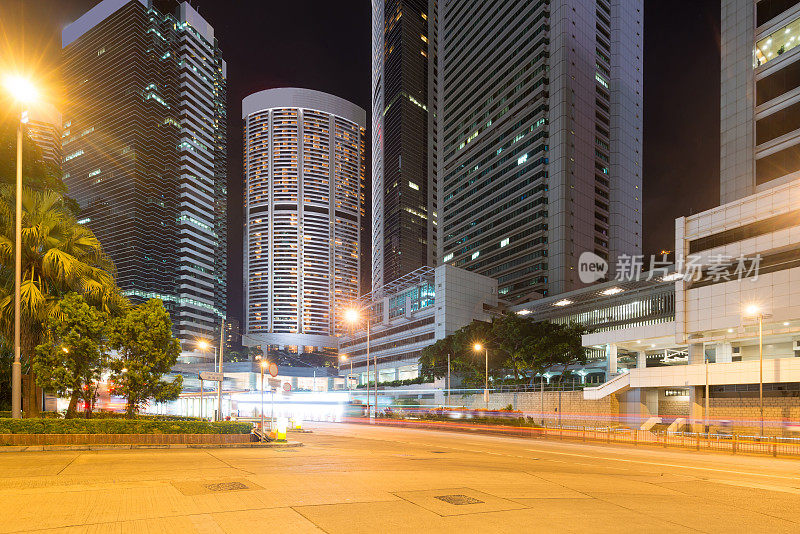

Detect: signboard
[267,377,281,387]
[282,382,292,393]
[200,371,223,382]
[268,362,279,377]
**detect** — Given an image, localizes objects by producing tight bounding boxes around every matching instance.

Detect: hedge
[0,419,252,435]
[0,411,203,421]
[89,412,204,421]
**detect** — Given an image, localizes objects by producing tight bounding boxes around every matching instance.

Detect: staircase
[582,372,631,400]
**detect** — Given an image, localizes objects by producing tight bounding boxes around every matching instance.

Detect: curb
[0,441,303,452]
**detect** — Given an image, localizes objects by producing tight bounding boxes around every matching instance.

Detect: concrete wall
[433,391,619,427]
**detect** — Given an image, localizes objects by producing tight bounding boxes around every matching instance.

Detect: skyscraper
[722,0,800,203]
[242,88,366,355]
[438,0,643,301]
[25,103,62,168]
[61,0,227,347]
[371,0,438,290]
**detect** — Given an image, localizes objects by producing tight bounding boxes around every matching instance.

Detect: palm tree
[0,186,127,415]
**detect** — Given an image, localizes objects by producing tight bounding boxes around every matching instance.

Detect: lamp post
[346,307,373,419]
[4,75,37,419]
[744,305,772,437]
[258,358,267,433]
[198,337,225,421]
[474,343,489,409]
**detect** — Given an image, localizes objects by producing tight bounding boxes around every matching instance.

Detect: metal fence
[535,423,800,458]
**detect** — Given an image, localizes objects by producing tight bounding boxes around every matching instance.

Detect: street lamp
[257,357,267,433]
[744,304,772,436]
[346,307,374,419]
[197,339,224,421]
[473,343,489,408]
[4,75,37,420]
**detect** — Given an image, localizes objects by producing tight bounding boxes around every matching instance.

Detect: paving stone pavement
[3,422,800,533]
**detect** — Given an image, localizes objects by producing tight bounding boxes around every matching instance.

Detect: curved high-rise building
[242,88,366,354]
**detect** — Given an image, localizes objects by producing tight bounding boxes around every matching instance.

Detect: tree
[0,187,126,416]
[420,317,590,388]
[420,320,499,388]
[32,292,108,418]
[106,299,183,417]
[492,313,542,381]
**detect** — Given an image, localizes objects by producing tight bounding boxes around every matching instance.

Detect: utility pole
[12,103,22,419]
[447,353,451,406]
[217,317,225,421]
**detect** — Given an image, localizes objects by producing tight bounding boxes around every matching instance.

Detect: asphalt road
[3,422,800,533]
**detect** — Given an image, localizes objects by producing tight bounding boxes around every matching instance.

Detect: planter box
[0,433,253,446]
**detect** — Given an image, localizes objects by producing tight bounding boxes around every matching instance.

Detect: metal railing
[356,415,800,459]
[535,423,800,458]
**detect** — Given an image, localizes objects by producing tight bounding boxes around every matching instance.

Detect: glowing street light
[345,306,374,419]
[4,74,38,419]
[344,308,359,324]
[743,304,772,436]
[4,76,38,103]
[473,342,489,408]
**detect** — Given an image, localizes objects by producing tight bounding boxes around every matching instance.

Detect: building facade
[437,0,643,302]
[242,88,366,355]
[371,0,439,290]
[339,264,498,384]
[25,103,62,168]
[721,0,800,202]
[61,0,227,347]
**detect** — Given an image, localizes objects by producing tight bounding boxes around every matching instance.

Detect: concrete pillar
[606,343,618,380]
[619,388,648,428]
[688,385,704,432]
[637,351,647,369]
[715,342,733,363]
[688,343,704,365]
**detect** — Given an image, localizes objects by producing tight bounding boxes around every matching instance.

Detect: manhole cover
[435,494,484,505]
[205,482,249,492]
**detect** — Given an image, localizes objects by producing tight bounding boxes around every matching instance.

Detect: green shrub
[0,418,251,434]
[89,411,203,421]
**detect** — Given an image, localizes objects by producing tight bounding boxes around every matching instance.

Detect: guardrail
[535,423,800,458]
[353,416,800,459]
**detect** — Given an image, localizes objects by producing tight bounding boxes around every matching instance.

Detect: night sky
[1,0,720,322]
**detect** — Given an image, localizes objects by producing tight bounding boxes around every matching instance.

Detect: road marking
[328,425,800,482]
[522,447,800,481]
[710,479,800,494]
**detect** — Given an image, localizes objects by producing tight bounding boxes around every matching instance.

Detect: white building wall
[242,88,366,351]
[720,0,756,203]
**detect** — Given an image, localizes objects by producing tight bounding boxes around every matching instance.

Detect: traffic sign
[282,382,292,392]
[268,362,279,377]
[200,371,223,381]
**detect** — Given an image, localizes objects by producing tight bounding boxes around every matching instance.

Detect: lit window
[500,238,510,248]
[755,18,800,66]
[408,181,419,190]
[443,253,453,262]
[471,251,480,260]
